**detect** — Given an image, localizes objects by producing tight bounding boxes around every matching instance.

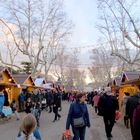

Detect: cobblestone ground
[0,101,132,140]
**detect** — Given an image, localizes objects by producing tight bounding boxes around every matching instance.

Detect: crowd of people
[83,87,140,140]
[16,87,63,140]
[1,85,140,140]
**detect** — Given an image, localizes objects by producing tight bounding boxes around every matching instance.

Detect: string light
[59,42,108,50]
[51,62,122,68]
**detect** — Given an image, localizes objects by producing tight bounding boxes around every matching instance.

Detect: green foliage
[21,61,32,74]
[7,67,19,74]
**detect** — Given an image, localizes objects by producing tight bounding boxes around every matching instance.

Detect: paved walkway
[0,101,132,140]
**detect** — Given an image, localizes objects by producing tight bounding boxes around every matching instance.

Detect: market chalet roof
[0,66,17,86]
[113,76,122,86]
[121,71,140,83]
[107,71,140,87]
[0,67,16,83]
[12,74,35,86]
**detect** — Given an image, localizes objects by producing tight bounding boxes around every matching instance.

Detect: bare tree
[0,25,21,71]
[97,0,140,70]
[0,0,72,76]
[89,46,121,87]
[62,49,86,91]
[50,47,87,91]
[73,69,86,91]
[51,46,69,84]
[64,68,86,91]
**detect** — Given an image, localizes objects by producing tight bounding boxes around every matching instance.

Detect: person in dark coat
[0,91,5,117]
[126,92,140,138]
[18,90,25,112]
[10,100,20,120]
[66,93,90,140]
[52,89,61,122]
[25,97,32,114]
[31,89,42,111]
[98,87,119,140]
[132,99,140,140]
[31,89,42,127]
[3,90,9,106]
[46,90,53,113]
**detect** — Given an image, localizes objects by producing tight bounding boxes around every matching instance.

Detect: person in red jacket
[92,91,100,114]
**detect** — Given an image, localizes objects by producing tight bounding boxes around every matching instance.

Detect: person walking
[0,90,5,117]
[16,113,41,140]
[10,100,20,120]
[66,92,90,140]
[126,91,140,139]
[25,97,32,114]
[132,99,140,140]
[52,89,61,122]
[121,92,130,128]
[98,87,119,140]
[69,94,73,103]
[31,89,42,127]
[18,90,25,112]
[92,91,100,114]
[46,89,53,113]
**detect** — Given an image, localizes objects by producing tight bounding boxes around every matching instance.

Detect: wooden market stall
[12,74,37,110]
[12,74,36,93]
[119,71,140,110]
[123,77,140,87]
[0,67,18,105]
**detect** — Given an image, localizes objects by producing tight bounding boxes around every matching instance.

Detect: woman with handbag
[66,92,90,140]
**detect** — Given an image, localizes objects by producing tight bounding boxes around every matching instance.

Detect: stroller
[41,98,47,111]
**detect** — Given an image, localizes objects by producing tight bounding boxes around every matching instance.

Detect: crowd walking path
[0,101,132,140]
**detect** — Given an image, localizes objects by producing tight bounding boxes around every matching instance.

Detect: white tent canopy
[43,83,54,89]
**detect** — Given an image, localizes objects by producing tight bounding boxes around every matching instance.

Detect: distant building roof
[34,78,46,86]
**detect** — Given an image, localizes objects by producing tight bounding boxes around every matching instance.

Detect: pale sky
[63,0,99,83]
[1,0,139,84]
[64,0,98,47]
